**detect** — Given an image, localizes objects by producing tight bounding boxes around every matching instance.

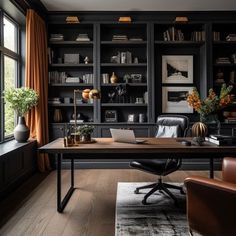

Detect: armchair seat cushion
[130,159,179,176]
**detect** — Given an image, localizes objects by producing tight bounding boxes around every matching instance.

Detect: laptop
[110,128,146,144]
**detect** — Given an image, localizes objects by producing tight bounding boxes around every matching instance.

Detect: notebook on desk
[110,129,146,144]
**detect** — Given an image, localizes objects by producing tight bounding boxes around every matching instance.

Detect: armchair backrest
[156,115,189,138]
[222,157,236,184]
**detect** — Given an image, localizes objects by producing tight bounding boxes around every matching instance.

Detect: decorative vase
[53,109,63,122]
[110,72,118,83]
[80,134,91,142]
[14,116,30,143]
[199,113,220,135]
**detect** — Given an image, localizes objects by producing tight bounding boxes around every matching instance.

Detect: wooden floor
[0,169,221,236]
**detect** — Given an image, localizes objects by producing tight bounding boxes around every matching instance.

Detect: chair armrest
[184,176,236,236]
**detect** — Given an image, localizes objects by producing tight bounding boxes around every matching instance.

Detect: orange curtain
[25,9,51,172]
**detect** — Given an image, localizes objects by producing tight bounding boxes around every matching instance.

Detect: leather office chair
[185,157,236,236]
[130,114,189,205]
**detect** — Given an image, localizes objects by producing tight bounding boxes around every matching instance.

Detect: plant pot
[80,134,91,142]
[14,116,30,142]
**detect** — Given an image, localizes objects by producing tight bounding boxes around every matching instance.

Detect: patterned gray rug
[115,182,188,236]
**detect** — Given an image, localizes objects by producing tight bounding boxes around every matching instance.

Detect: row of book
[215,57,231,64]
[190,31,205,41]
[49,71,94,84]
[213,32,236,41]
[49,34,64,41]
[163,27,184,41]
[213,31,220,41]
[226,34,236,41]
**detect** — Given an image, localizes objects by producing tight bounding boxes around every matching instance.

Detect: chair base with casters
[134,177,185,205]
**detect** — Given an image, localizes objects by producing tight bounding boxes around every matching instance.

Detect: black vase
[14,116,30,142]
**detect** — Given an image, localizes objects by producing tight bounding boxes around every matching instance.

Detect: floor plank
[0,170,221,236]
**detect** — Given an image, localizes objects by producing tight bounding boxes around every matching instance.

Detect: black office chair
[130,114,189,205]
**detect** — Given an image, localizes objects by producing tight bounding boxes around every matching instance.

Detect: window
[0,11,20,142]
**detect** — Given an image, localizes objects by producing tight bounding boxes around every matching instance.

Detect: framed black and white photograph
[162,55,193,84]
[162,87,193,113]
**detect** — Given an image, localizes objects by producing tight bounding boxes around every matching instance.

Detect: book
[205,137,236,146]
[209,134,236,140]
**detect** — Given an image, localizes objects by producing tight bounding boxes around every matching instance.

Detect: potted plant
[77,125,94,142]
[4,87,39,142]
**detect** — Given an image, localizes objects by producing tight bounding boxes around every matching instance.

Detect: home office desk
[39,137,236,212]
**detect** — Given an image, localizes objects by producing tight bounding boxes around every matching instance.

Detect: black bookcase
[47,12,236,146]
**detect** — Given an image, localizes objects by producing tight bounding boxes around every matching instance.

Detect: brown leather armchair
[184,157,236,236]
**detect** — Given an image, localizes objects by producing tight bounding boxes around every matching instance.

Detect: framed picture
[162,87,193,113]
[162,55,193,84]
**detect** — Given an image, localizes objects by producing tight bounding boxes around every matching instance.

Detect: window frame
[0,9,21,143]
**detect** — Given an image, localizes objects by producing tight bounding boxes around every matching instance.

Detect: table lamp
[73,88,101,144]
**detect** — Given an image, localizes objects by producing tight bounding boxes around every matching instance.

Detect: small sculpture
[84,56,89,64]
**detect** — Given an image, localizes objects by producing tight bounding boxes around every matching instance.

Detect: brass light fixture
[174,16,188,24]
[66,16,80,24]
[118,16,132,23]
[73,89,101,145]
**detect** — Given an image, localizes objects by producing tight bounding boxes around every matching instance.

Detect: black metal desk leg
[210,158,214,179]
[57,153,75,213]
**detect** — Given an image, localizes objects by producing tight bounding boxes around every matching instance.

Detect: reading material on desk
[206,135,236,146]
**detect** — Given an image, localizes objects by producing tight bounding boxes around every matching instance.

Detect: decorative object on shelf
[174,16,189,23]
[128,114,136,123]
[105,110,118,122]
[64,97,71,104]
[64,53,80,64]
[133,57,139,64]
[84,56,89,64]
[66,16,80,24]
[77,125,94,142]
[162,87,194,113]
[123,74,131,83]
[116,84,128,103]
[73,89,101,145]
[118,16,132,23]
[162,55,193,84]
[139,113,146,123]
[187,83,233,124]
[53,109,63,122]
[111,52,121,63]
[231,54,236,64]
[108,90,116,103]
[192,122,208,138]
[110,72,118,83]
[4,87,38,142]
[130,74,142,83]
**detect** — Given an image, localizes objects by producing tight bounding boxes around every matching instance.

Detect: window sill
[0,139,36,158]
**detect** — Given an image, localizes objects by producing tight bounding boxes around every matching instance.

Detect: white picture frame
[162,87,194,113]
[162,55,193,84]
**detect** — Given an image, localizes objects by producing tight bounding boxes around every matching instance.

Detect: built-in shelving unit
[47,12,236,142]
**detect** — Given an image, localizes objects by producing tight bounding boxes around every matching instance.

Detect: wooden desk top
[39,138,236,155]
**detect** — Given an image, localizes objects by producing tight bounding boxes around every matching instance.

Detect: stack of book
[82,74,94,83]
[225,117,236,123]
[50,34,64,41]
[129,37,143,41]
[215,57,231,64]
[206,134,236,146]
[48,97,62,104]
[65,77,80,83]
[49,71,67,84]
[226,34,236,41]
[76,34,90,41]
[112,35,128,41]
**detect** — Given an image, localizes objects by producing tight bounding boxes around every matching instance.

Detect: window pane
[3,16,17,52]
[4,56,17,137]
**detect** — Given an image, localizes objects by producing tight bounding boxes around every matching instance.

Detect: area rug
[115,182,188,236]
